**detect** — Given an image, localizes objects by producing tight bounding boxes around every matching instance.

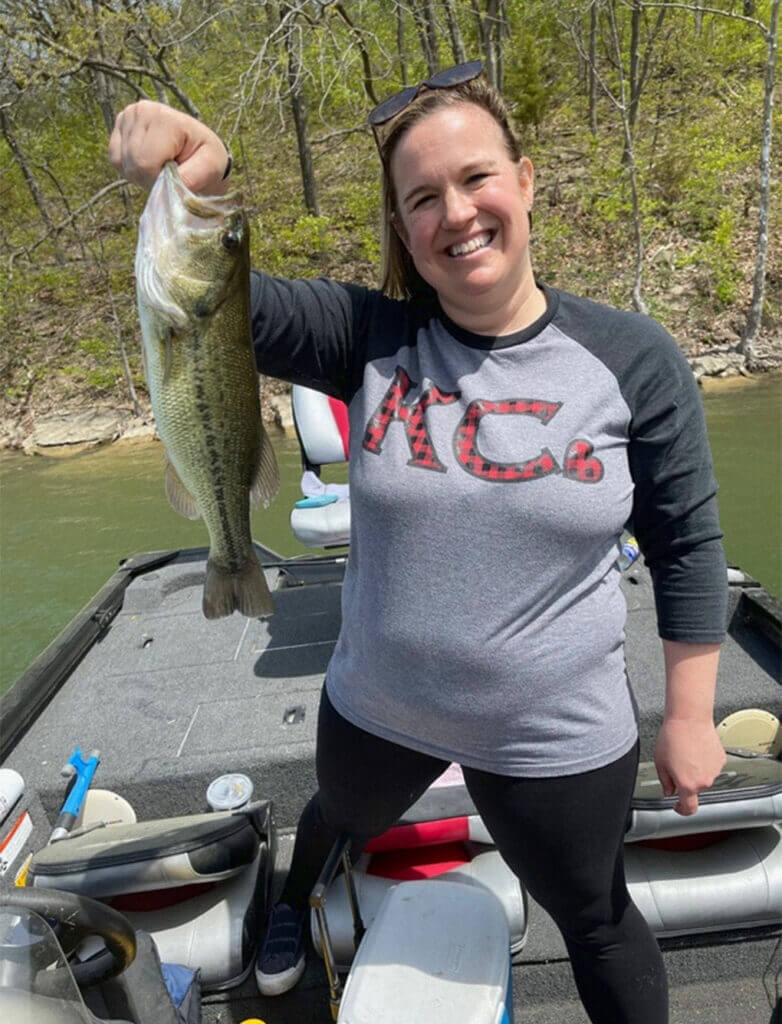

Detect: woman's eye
[413,194,434,210]
[468,173,488,185]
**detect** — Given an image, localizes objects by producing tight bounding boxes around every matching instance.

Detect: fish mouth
[135,162,243,328]
[162,161,241,227]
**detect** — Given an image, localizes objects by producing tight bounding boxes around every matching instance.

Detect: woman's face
[390,102,534,320]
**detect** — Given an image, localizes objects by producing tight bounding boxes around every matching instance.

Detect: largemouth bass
[135,162,279,619]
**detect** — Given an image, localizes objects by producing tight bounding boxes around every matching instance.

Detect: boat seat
[290,385,350,548]
[336,880,512,1024]
[28,803,274,992]
[312,846,527,969]
[399,755,782,843]
[28,802,273,898]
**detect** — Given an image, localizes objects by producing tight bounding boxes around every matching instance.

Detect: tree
[566,1,651,313]
[638,0,779,364]
[412,0,441,74]
[283,5,319,216]
[442,0,468,63]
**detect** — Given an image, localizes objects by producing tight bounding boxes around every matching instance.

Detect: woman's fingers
[654,718,727,817]
[108,100,229,193]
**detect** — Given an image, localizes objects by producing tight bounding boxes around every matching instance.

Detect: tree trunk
[284,20,319,216]
[334,4,379,105]
[0,110,64,264]
[743,0,779,366]
[589,1,598,134]
[90,0,133,223]
[396,3,409,84]
[605,2,647,313]
[628,0,641,133]
[441,0,467,64]
[495,0,509,91]
[472,0,500,87]
[422,0,440,72]
[412,2,439,75]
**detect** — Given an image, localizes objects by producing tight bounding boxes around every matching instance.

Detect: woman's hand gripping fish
[135,162,279,618]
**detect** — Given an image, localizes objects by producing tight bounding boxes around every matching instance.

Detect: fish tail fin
[203,554,274,619]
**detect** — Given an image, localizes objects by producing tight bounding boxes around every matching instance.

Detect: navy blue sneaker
[255,902,307,996]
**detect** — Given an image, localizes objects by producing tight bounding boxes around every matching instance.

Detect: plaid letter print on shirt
[363,365,460,472]
[454,398,563,482]
[362,367,605,483]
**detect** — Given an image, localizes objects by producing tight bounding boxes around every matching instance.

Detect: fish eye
[221,231,240,252]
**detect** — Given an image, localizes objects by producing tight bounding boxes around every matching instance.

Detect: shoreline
[0,391,297,457]
[2,364,780,458]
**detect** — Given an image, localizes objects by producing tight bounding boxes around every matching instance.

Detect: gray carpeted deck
[1,546,780,1022]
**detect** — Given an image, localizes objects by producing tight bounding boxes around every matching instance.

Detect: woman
[110,64,728,1022]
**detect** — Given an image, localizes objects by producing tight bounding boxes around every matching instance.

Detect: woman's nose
[441,187,476,228]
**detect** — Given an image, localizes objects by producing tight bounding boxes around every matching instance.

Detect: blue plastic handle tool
[295,494,339,509]
[48,747,100,843]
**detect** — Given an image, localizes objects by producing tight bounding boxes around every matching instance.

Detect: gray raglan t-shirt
[251,275,727,777]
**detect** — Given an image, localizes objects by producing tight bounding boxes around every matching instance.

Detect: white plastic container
[0,769,24,827]
[206,773,253,811]
[337,879,512,1024]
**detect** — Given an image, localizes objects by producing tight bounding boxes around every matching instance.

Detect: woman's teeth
[448,232,492,257]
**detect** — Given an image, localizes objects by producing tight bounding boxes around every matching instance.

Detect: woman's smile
[446,229,495,258]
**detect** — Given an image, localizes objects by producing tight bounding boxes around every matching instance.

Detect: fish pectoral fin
[250,425,281,509]
[164,456,201,520]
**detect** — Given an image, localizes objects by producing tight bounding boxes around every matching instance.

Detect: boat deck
[1,545,780,1022]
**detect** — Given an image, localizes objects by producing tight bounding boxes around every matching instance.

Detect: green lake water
[1,373,780,697]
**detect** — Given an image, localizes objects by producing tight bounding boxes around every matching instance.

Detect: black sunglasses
[368,60,484,128]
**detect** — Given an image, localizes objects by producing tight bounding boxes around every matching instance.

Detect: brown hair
[377,77,523,299]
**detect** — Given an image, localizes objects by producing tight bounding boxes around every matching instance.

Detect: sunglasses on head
[368,60,484,130]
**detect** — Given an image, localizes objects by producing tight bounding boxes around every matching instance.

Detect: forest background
[0,0,779,441]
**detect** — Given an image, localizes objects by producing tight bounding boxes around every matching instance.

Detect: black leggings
[282,690,668,1024]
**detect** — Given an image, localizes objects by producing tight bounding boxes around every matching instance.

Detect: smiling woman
[108,64,730,1019]
[387,104,543,334]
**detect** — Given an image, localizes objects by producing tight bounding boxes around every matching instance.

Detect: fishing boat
[1,388,780,1024]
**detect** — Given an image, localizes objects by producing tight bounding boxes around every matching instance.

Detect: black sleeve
[625,326,727,643]
[554,289,727,643]
[249,272,373,403]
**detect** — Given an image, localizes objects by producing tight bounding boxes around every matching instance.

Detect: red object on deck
[366,841,473,880]
[365,816,471,852]
[110,881,216,912]
[636,830,732,852]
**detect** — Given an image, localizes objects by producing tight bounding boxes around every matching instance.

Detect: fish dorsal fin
[164,456,201,520]
[250,427,280,509]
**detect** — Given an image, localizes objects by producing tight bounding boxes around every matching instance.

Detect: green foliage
[504,31,553,132]
[253,214,332,277]
[78,335,112,361]
[333,181,381,264]
[677,209,742,307]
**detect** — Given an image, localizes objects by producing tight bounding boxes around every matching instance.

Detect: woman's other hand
[654,717,727,816]
[654,640,726,816]
[108,100,230,194]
